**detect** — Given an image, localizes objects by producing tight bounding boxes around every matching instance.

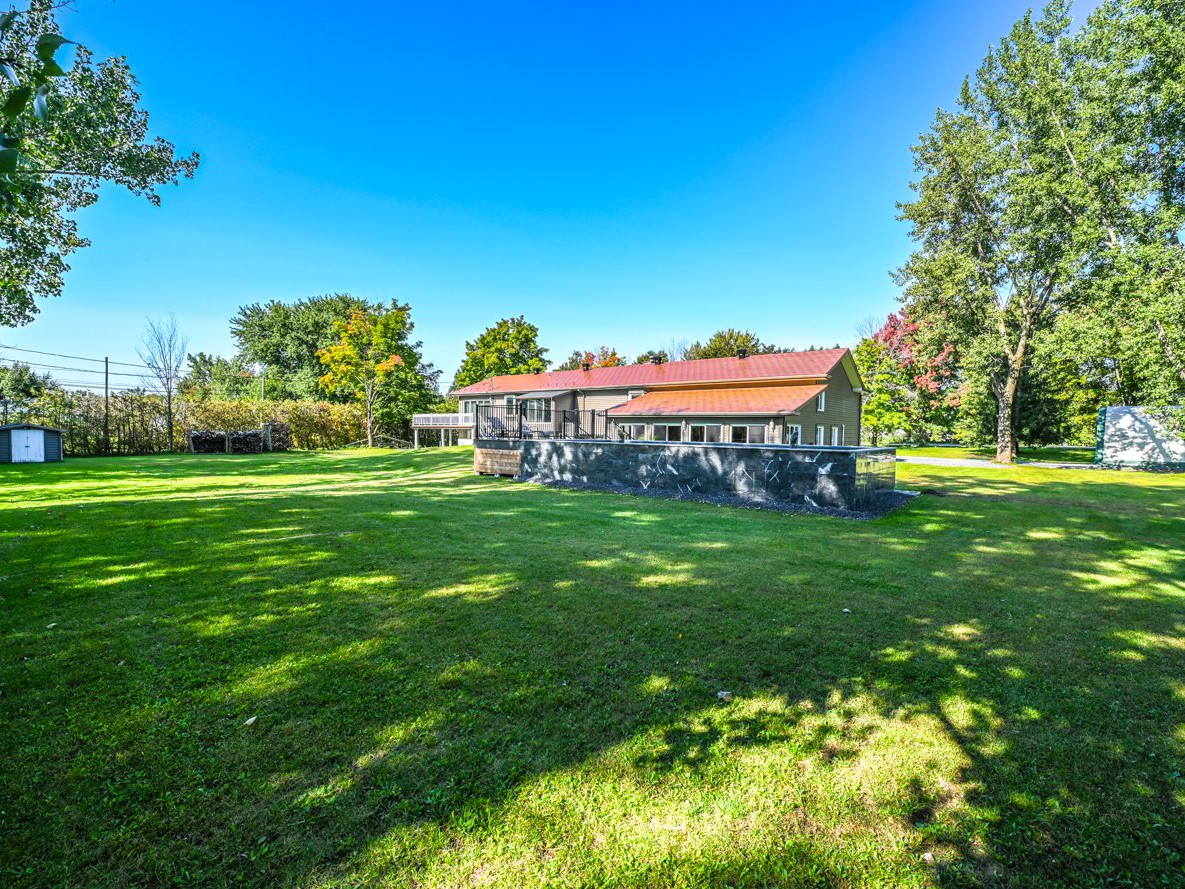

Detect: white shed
[0,423,65,463]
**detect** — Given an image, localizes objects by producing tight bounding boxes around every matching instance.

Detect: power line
[0,358,157,380]
[0,342,150,369]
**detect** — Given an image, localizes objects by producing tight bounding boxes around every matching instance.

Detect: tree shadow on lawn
[2,453,1184,886]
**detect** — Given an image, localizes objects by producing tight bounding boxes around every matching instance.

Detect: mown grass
[1,448,1183,887]
[896,445,1096,464]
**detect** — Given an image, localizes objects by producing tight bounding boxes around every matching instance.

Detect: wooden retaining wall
[474,441,522,476]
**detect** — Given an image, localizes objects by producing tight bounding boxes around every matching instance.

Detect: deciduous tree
[0,1,199,326]
[452,316,548,390]
[684,329,779,360]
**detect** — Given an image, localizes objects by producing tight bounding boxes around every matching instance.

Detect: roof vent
[650,355,663,364]
[736,348,748,359]
[581,362,592,372]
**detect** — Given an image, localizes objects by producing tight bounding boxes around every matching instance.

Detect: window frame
[652,423,683,442]
[815,424,826,445]
[689,423,722,443]
[830,425,841,446]
[619,422,646,441]
[524,398,552,424]
[816,391,826,412]
[784,423,802,446]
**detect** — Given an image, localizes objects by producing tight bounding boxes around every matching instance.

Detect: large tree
[231,294,374,400]
[896,3,1100,462]
[317,300,440,447]
[684,329,780,360]
[451,316,548,390]
[0,1,199,326]
[555,346,626,371]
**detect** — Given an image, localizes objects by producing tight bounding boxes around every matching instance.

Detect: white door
[12,429,45,463]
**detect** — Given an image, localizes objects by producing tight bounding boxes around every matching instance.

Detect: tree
[452,316,548,390]
[1,1,199,326]
[180,352,257,402]
[555,346,626,371]
[0,358,51,421]
[896,3,1099,462]
[138,315,187,451]
[854,313,958,445]
[684,329,780,360]
[634,349,669,365]
[317,301,439,447]
[231,294,374,400]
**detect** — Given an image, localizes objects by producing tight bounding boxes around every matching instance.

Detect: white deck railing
[411,413,474,428]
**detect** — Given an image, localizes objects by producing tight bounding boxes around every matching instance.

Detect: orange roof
[606,384,826,417]
[452,348,849,396]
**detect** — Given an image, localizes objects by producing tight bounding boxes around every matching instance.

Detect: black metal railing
[475,404,611,440]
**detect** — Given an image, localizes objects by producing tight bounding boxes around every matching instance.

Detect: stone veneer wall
[504,439,896,510]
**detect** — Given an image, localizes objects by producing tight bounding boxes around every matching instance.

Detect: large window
[524,398,552,423]
[619,423,645,441]
[461,399,490,418]
[731,424,766,444]
[652,424,683,442]
[689,424,722,443]
[784,423,802,446]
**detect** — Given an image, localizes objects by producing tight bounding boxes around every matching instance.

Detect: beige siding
[575,388,633,411]
[791,373,860,445]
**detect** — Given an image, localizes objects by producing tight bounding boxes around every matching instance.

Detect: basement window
[652,424,683,442]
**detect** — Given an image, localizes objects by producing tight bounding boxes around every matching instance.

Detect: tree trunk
[994,358,1023,463]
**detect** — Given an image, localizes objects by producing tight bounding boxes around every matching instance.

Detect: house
[413,347,863,447]
[0,423,65,463]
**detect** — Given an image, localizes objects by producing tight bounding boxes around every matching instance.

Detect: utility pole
[104,357,110,455]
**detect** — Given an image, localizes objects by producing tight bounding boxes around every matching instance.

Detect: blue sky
[2,1,1098,385]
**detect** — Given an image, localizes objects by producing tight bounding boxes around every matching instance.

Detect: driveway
[897,455,1096,470]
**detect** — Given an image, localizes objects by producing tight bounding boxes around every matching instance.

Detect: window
[816,391,826,412]
[524,398,552,423]
[815,424,826,445]
[652,424,682,442]
[619,423,645,441]
[628,389,645,400]
[784,423,802,446]
[461,399,490,418]
[689,424,722,443]
[830,425,841,446]
[504,395,517,411]
[730,424,765,444]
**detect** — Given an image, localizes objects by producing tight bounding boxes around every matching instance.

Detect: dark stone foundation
[478,439,896,511]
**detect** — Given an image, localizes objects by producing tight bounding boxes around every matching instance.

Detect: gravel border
[520,477,919,520]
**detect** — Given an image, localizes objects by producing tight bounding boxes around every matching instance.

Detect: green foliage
[231,294,376,400]
[0,357,51,407]
[555,346,625,370]
[897,0,1185,459]
[451,316,548,390]
[317,300,441,445]
[181,352,259,402]
[0,1,199,326]
[634,349,669,365]
[684,329,779,360]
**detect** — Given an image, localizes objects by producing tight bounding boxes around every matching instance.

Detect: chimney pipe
[581,362,592,372]
[737,348,748,359]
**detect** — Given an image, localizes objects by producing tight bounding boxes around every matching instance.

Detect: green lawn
[2,449,1183,887]
[896,445,1096,464]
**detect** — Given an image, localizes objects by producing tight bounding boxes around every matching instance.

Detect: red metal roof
[605,384,826,417]
[453,348,849,396]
